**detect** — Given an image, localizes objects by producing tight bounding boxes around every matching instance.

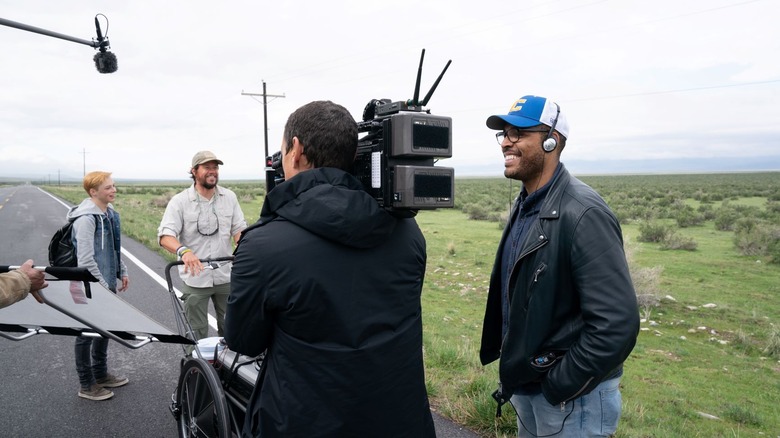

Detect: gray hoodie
[66,198,127,292]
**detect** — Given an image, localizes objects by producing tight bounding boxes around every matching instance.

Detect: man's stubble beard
[199,175,218,190]
[504,150,545,184]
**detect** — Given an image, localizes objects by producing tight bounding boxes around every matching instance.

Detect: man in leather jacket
[480,95,640,437]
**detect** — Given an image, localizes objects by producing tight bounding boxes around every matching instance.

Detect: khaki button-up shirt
[158,185,247,287]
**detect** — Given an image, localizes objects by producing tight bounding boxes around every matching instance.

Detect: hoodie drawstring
[99,213,106,250]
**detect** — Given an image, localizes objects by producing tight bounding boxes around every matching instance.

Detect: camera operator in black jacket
[225,100,435,437]
[481,95,640,437]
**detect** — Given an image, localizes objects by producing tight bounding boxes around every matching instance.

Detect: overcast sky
[1,0,778,181]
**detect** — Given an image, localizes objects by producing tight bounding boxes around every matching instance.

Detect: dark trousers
[75,335,109,389]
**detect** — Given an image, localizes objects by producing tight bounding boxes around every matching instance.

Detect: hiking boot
[96,373,129,388]
[78,384,114,401]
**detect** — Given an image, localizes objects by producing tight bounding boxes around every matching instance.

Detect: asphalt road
[0,184,480,438]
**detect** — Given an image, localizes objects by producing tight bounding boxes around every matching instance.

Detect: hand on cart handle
[180,250,203,276]
[164,256,235,291]
[0,262,99,283]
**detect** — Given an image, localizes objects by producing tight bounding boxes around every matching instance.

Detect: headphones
[542,103,561,153]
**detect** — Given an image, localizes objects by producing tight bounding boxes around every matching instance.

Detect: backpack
[48,220,78,267]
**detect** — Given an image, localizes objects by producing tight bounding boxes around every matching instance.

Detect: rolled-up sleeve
[157,196,183,241]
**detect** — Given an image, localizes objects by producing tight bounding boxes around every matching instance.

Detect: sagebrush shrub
[661,231,698,251]
[638,221,669,243]
[733,219,778,256]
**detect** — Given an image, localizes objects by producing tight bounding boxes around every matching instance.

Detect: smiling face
[90,177,116,209]
[193,161,220,190]
[500,125,548,186]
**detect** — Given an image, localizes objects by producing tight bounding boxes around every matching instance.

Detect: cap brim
[193,159,224,167]
[486,114,545,130]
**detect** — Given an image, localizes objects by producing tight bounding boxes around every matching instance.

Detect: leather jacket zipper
[533,264,547,283]
[507,235,547,295]
[524,263,547,309]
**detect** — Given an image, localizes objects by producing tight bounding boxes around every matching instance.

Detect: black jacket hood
[259,167,396,249]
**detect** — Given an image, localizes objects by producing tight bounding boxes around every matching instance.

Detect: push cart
[164,257,263,438]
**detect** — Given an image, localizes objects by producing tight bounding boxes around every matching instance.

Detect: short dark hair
[283,100,357,171]
[189,165,197,181]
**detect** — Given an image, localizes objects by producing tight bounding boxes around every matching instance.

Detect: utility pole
[242,80,285,159]
[82,147,88,177]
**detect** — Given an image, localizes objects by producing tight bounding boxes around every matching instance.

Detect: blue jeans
[75,335,109,389]
[510,377,622,437]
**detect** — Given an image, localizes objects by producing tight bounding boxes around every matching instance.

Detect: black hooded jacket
[225,167,435,437]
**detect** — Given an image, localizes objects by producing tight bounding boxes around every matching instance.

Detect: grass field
[40,172,780,437]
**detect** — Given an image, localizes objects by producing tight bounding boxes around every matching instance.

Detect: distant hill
[3,156,778,183]
[453,155,780,177]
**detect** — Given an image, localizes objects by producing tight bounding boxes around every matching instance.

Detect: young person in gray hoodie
[66,171,129,401]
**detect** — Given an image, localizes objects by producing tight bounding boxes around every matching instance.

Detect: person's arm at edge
[0,259,46,307]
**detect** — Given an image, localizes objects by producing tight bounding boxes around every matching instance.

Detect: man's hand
[181,251,204,276]
[18,259,47,303]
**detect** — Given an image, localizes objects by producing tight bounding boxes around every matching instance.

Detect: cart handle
[163,256,235,292]
[164,256,235,356]
[0,265,98,283]
[0,265,99,299]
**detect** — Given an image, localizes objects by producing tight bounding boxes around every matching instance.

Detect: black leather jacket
[480,164,640,405]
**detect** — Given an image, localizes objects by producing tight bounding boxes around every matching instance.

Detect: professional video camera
[266,49,454,213]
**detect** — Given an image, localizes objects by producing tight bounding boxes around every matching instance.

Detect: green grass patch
[38,172,780,437]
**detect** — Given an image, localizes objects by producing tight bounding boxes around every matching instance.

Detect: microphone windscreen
[93,51,118,74]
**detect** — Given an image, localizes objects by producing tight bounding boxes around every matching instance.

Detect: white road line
[38,187,218,330]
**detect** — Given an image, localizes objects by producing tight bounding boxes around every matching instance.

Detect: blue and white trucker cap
[486,95,569,139]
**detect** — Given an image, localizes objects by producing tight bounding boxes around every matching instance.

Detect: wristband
[176,246,190,258]
[179,248,192,258]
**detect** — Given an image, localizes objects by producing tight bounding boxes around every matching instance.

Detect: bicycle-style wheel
[176,358,231,438]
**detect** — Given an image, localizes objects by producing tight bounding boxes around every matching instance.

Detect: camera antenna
[376,49,452,117]
[421,58,452,107]
[412,49,426,106]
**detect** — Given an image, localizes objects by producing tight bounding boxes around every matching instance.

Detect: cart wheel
[176,358,231,438]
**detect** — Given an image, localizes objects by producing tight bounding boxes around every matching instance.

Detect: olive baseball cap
[191,150,224,167]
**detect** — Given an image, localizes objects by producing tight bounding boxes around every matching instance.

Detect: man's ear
[290,137,304,162]
[290,137,312,170]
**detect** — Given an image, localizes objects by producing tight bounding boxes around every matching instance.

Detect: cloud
[0,0,778,181]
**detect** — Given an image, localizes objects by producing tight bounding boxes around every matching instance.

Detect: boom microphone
[0,15,119,74]
[92,14,117,74]
[94,50,118,74]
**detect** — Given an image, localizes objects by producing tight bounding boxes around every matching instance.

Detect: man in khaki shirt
[158,151,247,343]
